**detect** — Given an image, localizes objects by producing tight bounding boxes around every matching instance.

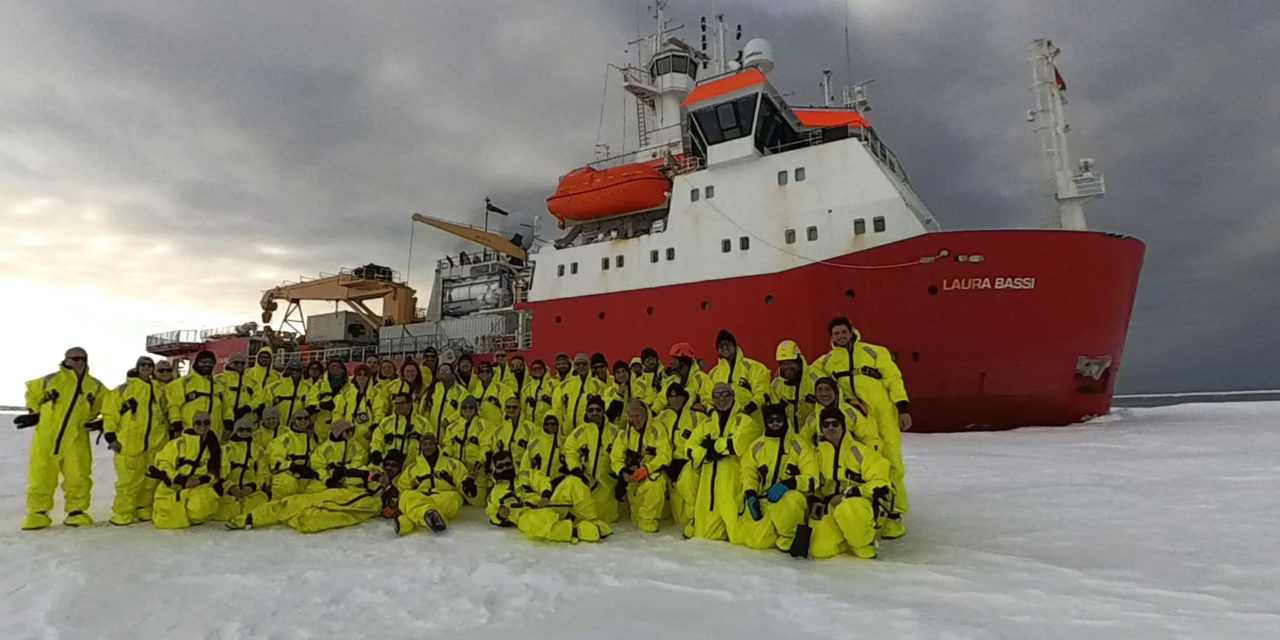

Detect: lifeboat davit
[547,161,671,223]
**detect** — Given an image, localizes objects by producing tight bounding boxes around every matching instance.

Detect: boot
[881,515,906,540]
[64,511,94,527]
[21,511,52,530]
[425,509,447,533]
[109,513,138,526]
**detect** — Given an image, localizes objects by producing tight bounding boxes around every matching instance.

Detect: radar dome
[742,38,775,74]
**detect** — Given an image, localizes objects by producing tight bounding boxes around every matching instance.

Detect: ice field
[3,403,1278,639]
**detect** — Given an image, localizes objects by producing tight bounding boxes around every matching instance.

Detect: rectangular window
[616,255,624,268]
[777,171,788,186]
[650,250,659,263]
[666,248,675,261]
[785,229,796,244]
[806,226,818,241]
[795,167,806,181]
[705,185,715,199]
[557,264,565,277]
[690,188,700,202]
[739,236,750,250]
[570,262,578,274]
[854,219,866,235]
[721,239,731,253]
[873,216,886,232]
[601,257,610,270]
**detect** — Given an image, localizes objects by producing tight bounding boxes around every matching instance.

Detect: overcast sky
[2,0,1277,404]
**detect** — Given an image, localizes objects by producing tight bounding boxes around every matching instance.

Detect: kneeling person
[150,411,220,529]
[268,409,322,498]
[610,399,672,532]
[217,417,269,521]
[808,407,893,559]
[739,403,818,552]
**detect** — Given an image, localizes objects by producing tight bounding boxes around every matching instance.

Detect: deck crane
[260,268,419,337]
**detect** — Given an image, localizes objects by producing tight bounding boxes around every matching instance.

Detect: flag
[485,198,510,216]
[1053,65,1067,93]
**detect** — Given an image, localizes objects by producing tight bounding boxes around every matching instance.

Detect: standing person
[336,364,382,446]
[491,351,515,392]
[814,316,912,537]
[563,395,621,523]
[769,340,825,432]
[442,396,494,506]
[302,361,325,399]
[471,361,511,425]
[259,406,283,439]
[589,353,611,388]
[610,400,672,533]
[706,329,772,424]
[639,347,664,400]
[656,343,712,414]
[520,359,557,427]
[422,363,466,440]
[655,385,700,529]
[149,411,221,529]
[555,353,605,435]
[362,354,381,377]
[216,417,269,522]
[488,395,533,469]
[738,403,818,552]
[387,361,425,411]
[166,350,226,440]
[395,432,475,535]
[19,347,106,529]
[374,358,400,409]
[260,362,308,430]
[809,406,893,559]
[420,347,439,388]
[104,356,168,525]
[455,353,476,393]
[305,358,349,441]
[243,347,280,404]
[219,352,255,426]
[684,383,762,543]
[505,355,529,399]
[610,360,633,406]
[267,409,321,499]
[371,392,428,468]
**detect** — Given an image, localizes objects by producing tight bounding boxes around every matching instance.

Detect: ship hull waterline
[518,229,1145,432]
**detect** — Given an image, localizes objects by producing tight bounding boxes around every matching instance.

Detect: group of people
[17,317,912,560]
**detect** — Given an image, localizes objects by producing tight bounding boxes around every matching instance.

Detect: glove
[325,475,343,489]
[461,477,478,496]
[742,401,758,415]
[169,421,183,437]
[630,466,649,483]
[664,459,686,482]
[84,418,104,432]
[319,400,336,411]
[766,480,793,503]
[14,413,39,428]
[613,479,628,501]
[145,466,167,481]
[234,405,252,420]
[369,451,383,465]
[223,419,234,431]
[745,494,763,521]
[123,397,139,413]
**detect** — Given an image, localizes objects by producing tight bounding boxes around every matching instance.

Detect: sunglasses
[193,420,211,426]
[157,368,173,373]
[712,392,733,399]
[821,420,842,428]
[68,356,87,362]
[765,417,785,424]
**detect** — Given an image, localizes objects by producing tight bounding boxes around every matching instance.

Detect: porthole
[721,239,731,253]
[557,264,565,277]
[795,167,806,181]
[806,226,818,241]
[854,219,866,235]
[739,236,750,250]
[700,301,710,310]
[690,188,700,202]
[873,216,886,233]
[764,295,775,305]
[616,255,624,268]
[649,250,659,263]
[911,352,920,362]
[844,289,855,299]
[601,257,610,270]
[598,312,606,320]
[570,262,578,275]
[777,171,788,186]
[555,316,563,324]
[928,285,938,296]
[784,229,796,244]
[705,185,715,199]
[666,248,675,261]
[646,306,654,315]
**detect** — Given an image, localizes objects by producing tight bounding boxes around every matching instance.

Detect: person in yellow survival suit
[655,384,700,530]
[684,382,762,543]
[218,352,255,427]
[441,395,494,506]
[313,420,369,490]
[738,403,819,553]
[394,432,476,536]
[563,394,622,523]
[148,411,222,529]
[104,356,168,526]
[267,408,322,499]
[487,449,609,543]
[216,417,270,522]
[814,316,911,538]
[19,347,106,529]
[227,448,405,533]
[806,406,894,560]
[705,329,773,425]
[166,349,226,440]
[610,399,672,533]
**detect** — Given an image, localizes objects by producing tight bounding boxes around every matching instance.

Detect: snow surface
[3,404,1279,639]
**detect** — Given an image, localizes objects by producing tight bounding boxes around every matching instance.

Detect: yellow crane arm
[260,274,418,328]
[412,214,527,261]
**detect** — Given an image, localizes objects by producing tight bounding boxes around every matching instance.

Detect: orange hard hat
[669,342,695,358]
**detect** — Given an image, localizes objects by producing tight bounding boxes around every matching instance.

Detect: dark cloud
[1,0,1276,394]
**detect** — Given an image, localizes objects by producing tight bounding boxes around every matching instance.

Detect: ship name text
[941,277,1037,292]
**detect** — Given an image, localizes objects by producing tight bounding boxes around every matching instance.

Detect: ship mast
[1028,39,1104,231]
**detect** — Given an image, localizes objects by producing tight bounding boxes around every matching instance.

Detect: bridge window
[740,236,750,250]
[777,171,788,186]
[754,96,800,154]
[806,226,818,242]
[690,188,700,202]
[616,255,624,268]
[795,167,806,181]
[785,229,796,244]
[873,216,886,233]
[570,262,578,274]
[705,185,715,199]
[721,239,731,253]
[854,219,866,235]
[558,264,565,277]
[666,248,675,261]
[601,257,610,270]
[692,94,758,145]
[650,250,659,263]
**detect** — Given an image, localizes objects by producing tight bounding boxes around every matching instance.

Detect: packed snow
[3,403,1278,639]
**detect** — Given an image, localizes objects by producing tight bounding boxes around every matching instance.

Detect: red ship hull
[518,229,1145,432]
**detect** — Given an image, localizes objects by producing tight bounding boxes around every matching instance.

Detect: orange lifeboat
[547,161,671,223]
